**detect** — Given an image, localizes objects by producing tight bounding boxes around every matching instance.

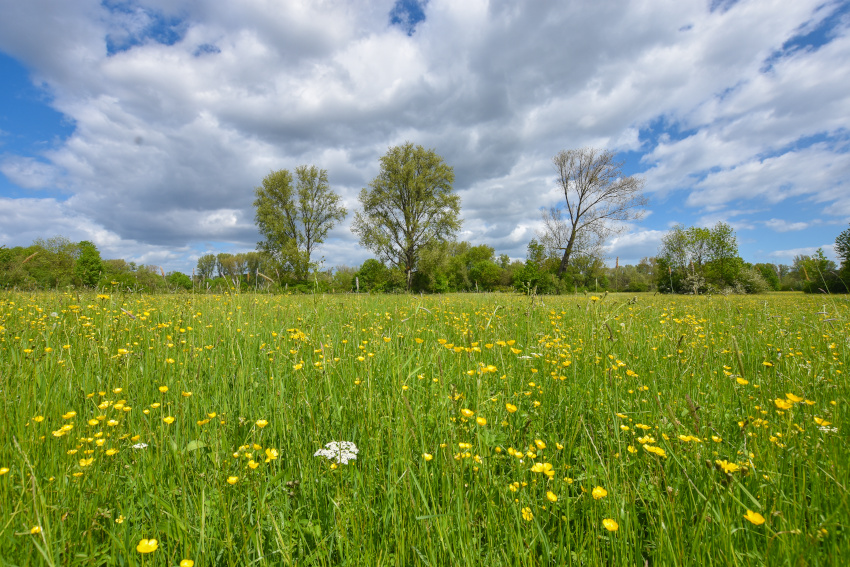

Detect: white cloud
[763,218,810,232]
[768,244,837,260]
[0,0,846,272]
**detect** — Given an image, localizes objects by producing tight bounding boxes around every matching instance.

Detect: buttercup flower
[602,519,619,532]
[592,486,608,499]
[256,419,269,428]
[423,453,434,461]
[136,539,158,553]
[744,510,765,525]
[521,507,533,521]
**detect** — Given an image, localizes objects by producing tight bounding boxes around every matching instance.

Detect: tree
[657,222,743,293]
[549,148,647,276]
[254,165,347,280]
[74,241,103,287]
[196,254,216,280]
[352,142,460,283]
[836,226,850,269]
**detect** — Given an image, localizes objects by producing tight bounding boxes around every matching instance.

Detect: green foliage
[167,271,193,290]
[254,166,347,280]
[74,240,103,287]
[753,263,781,291]
[352,142,460,278]
[196,253,217,280]
[657,222,748,293]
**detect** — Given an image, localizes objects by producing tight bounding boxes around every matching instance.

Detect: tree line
[2,143,849,294]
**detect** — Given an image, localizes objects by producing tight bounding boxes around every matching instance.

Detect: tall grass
[0,290,847,565]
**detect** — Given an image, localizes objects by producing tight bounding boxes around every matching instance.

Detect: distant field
[0,291,847,565]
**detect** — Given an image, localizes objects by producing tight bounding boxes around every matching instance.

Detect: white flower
[132,443,148,449]
[314,441,359,465]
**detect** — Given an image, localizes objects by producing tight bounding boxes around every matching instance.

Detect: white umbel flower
[314,441,359,465]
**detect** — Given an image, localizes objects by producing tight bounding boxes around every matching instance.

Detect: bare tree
[550,148,647,276]
[538,206,605,263]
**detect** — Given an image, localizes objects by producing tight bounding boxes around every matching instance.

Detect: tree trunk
[557,232,577,276]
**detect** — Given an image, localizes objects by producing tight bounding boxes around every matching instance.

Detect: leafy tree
[74,241,103,288]
[548,148,646,276]
[657,222,742,293]
[836,226,850,267]
[254,166,347,280]
[753,263,780,291]
[196,253,217,280]
[352,142,460,284]
[354,259,391,292]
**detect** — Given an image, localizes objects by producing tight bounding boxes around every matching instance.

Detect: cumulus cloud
[0,0,846,271]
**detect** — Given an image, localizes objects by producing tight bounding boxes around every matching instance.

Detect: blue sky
[1,0,848,272]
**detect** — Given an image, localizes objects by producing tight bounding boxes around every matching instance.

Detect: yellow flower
[476,417,487,426]
[79,458,94,468]
[546,491,558,502]
[256,419,269,428]
[264,448,279,462]
[762,361,773,367]
[534,439,546,450]
[62,411,77,419]
[530,462,555,478]
[423,453,433,461]
[602,518,619,532]
[162,416,175,424]
[715,459,741,474]
[0,467,8,475]
[180,561,195,567]
[248,460,259,469]
[785,393,804,403]
[461,408,474,418]
[33,416,44,422]
[181,391,192,397]
[521,507,533,521]
[158,386,168,393]
[814,417,831,426]
[227,476,239,485]
[136,539,158,553]
[30,526,42,534]
[505,403,517,413]
[105,449,119,456]
[774,398,793,410]
[743,510,765,525]
[592,486,608,499]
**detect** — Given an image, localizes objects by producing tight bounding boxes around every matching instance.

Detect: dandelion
[314,441,359,465]
[136,539,158,553]
[521,507,533,521]
[602,518,619,532]
[592,486,608,499]
[743,510,765,525]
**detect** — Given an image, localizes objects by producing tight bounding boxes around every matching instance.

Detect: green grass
[0,290,847,565]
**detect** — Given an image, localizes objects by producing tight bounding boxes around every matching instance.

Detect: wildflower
[79,458,94,467]
[715,459,741,474]
[743,510,765,525]
[592,486,608,499]
[546,491,558,502]
[227,476,239,485]
[774,398,793,410]
[627,445,637,453]
[30,526,42,534]
[0,467,8,475]
[530,462,554,478]
[711,435,722,443]
[162,416,175,424]
[423,453,433,461]
[256,419,269,428]
[814,417,831,426]
[132,443,148,449]
[115,515,124,524]
[461,408,474,418]
[534,439,546,450]
[314,441,359,465]
[643,445,667,458]
[105,449,119,456]
[181,391,192,397]
[602,518,619,532]
[248,460,259,469]
[736,377,749,385]
[136,539,158,553]
[180,561,195,567]
[264,448,279,463]
[521,507,533,521]
[505,403,517,413]
[476,417,487,426]
[62,411,77,419]
[158,386,168,393]
[785,393,804,403]
[33,416,44,422]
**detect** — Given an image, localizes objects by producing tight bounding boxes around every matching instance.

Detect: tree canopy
[254,165,346,280]
[352,142,460,280]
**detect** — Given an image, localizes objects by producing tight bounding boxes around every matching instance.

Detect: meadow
[0,289,846,566]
